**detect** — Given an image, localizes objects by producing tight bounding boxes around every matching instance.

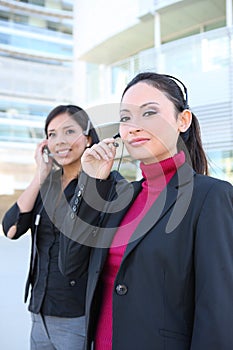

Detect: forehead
[121,82,168,107]
[48,112,81,129]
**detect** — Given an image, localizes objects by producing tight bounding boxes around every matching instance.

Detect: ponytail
[178,112,208,175]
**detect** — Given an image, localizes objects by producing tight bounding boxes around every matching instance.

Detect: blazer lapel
[91,180,143,278]
[93,179,143,249]
[123,162,195,260]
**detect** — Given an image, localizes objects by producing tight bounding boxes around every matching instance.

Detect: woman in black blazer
[59,73,233,350]
[2,105,100,350]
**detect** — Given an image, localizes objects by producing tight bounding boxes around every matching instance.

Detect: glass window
[60,22,72,35]
[111,62,130,95]
[0,33,10,45]
[0,11,10,21]
[0,124,44,143]
[0,101,52,117]
[47,20,60,32]
[61,0,73,11]
[5,32,73,57]
[12,14,29,25]
[208,150,233,184]
[19,0,45,5]
[29,0,45,6]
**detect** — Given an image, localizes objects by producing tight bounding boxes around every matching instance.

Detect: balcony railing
[0,56,73,100]
[0,20,73,41]
[0,0,73,19]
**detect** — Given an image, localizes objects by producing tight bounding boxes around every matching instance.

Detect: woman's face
[47,112,88,167]
[120,82,184,164]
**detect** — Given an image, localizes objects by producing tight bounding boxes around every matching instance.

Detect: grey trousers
[30,313,85,350]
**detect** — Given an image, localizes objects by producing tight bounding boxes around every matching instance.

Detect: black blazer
[2,171,87,317]
[59,163,233,350]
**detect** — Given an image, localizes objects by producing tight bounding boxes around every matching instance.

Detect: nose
[128,125,143,134]
[56,138,66,145]
[120,120,143,138]
[55,132,67,144]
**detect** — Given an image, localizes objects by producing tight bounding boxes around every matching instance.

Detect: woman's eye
[66,129,75,135]
[48,132,55,138]
[120,115,130,123]
[143,110,157,117]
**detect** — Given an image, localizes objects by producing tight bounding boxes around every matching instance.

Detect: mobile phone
[42,146,50,163]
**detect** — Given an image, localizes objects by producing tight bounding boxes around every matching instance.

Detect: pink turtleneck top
[95,152,185,350]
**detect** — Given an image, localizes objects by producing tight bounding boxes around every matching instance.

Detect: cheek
[119,125,128,139]
[150,118,178,139]
[72,136,87,150]
[47,139,55,151]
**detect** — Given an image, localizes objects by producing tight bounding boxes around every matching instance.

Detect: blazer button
[92,228,98,237]
[69,280,76,287]
[77,189,82,197]
[115,284,128,295]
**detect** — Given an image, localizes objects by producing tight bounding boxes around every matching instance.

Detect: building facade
[0,0,232,204]
[73,0,233,183]
[0,0,74,197]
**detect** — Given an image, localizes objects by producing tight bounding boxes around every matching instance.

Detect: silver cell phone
[42,146,49,163]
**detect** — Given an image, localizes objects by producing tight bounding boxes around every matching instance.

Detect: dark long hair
[121,72,208,175]
[44,104,99,146]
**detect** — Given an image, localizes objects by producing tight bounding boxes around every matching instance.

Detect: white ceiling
[78,0,226,64]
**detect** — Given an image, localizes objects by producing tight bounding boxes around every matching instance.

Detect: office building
[73,0,233,183]
[0,0,232,202]
[0,0,73,198]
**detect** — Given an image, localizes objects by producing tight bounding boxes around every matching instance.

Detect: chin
[130,150,156,163]
[57,158,70,166]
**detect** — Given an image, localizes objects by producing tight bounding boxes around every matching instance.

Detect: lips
[56,149,71,157]
[128,137,150,146]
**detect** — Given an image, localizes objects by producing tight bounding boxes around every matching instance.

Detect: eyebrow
[48,124,76,132]
[140,102,159,108]
[120,102,159,112]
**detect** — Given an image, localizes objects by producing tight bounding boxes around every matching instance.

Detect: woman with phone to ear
[2,105,99,350]
[59,73,233,350]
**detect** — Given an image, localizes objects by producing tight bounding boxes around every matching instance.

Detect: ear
[178,109,192,132]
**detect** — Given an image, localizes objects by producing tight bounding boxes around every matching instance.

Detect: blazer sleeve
[59,170,122,277]
[191,180,233,349]
[2,202,32,239]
